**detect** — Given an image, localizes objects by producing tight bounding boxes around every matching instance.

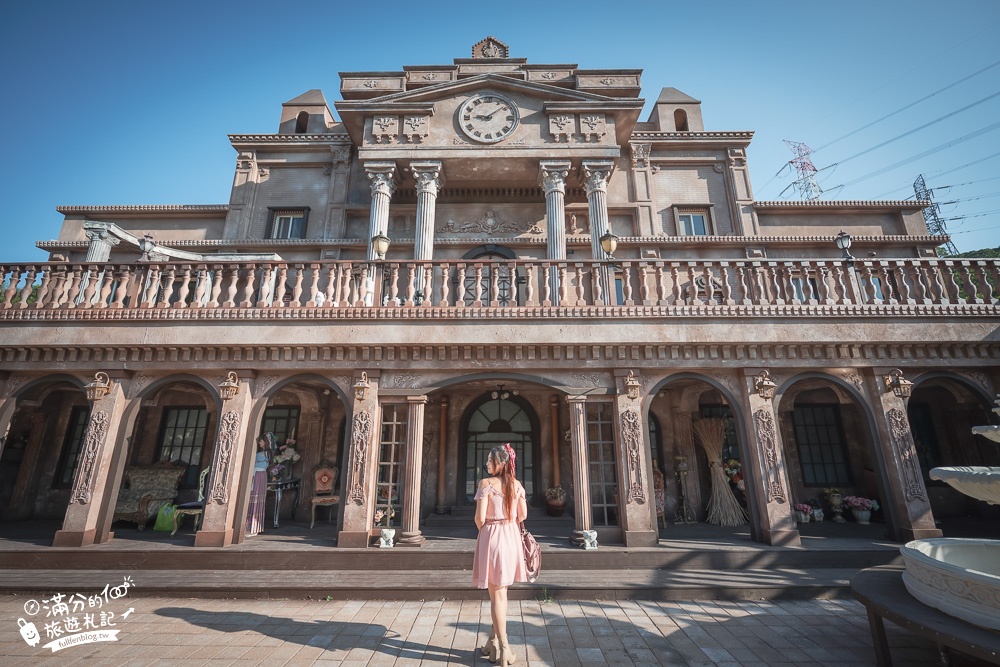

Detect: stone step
[0,567,862,601]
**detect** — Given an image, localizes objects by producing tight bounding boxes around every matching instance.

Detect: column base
[758,528,802,547]
[53,529,97,547]
[194,529,234,547]
[338,530,371,548]
[434,506,448,514]
[396,531,425,547]
[622,529,658,548]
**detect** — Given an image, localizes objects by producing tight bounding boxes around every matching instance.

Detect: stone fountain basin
[929,466,1000,505]
[901,538,1000,631]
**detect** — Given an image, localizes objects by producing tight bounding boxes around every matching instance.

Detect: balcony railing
[1,258,998,318]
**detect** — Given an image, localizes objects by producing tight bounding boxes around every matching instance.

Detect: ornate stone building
[2,37,998,551]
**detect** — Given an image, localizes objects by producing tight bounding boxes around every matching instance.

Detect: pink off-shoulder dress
[472,482,528,589]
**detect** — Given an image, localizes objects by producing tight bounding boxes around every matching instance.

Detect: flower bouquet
[545,485,567,503]
[794,502,813,523]
[842,495,879,525]
[270,437,301,480]
[373,507,396,527]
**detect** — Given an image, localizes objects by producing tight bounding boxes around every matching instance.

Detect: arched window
[295,111,309,134]
[674,109,689,132]
[460,245,520,307]
[462,392,537,502]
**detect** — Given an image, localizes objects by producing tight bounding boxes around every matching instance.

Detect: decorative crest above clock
[472,36,509,59]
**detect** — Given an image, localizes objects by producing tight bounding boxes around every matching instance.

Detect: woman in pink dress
[473,443,527,665]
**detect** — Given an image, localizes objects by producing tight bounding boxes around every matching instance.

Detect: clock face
[458,93,519,143]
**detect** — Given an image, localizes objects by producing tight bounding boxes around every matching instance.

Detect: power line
[830,90,1000,166]
[813,58,1000,153]
[831,120,1000,193]
[871,152,1000,198]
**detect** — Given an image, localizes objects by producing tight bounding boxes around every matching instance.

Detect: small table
[266,478,301,529]
[851,566,1000,666]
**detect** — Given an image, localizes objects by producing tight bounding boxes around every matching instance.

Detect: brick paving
[1,593,977,666]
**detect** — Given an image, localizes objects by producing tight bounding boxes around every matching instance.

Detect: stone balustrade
[1,258,997,318]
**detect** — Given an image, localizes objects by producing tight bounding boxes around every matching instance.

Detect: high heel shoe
[497,640,516,665]
[488,637,500,663]
[480,628,497,658]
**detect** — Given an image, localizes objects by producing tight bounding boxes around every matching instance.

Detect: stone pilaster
[84,229,121,262]
[435,396,449,514]
[863,367,941,542]
[195,373,253,547]
[567,395,592,545]
[612,370,657,547]
[736,369,800,546]
[539,161,571,261]
[54,379,129,547]
[3,411,47,520]
[338,370,381,548]
[364,162,398,261]
[410,161,443,261]
[398,395,428,546]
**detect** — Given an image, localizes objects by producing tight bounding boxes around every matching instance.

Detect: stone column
[399,395,428,546]
[549,395,561,488]
[581,160,615,260]
[863,367,941,542]
[736,369,801,546]
[567,395,592,545]
[539,161,571,261]
[612,370,657,547]
[435,396,449,514]
[195,373,253,547]
[411,161,443,261]
[84,228,121,262]
[339,370,382,548]
[54,378,129,547]
[364,162,398,261]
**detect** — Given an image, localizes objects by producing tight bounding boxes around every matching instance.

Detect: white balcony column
[539,161,572,261]
[398,395,428,547]
[364,161,398,261]
[582,161,615,258]
[411,161,443,261]
[540,161,572,305]
[84,229,121,262]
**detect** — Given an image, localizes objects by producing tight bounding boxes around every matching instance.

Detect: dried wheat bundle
[692,417,749,527]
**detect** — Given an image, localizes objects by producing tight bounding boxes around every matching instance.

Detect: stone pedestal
[338,371,381,548]
[54,380,128,547]
[736,369,800,546]
[195,374,253,547]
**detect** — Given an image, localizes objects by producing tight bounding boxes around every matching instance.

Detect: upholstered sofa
[113,462,184,530]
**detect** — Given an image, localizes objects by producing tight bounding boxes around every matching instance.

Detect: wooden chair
[310,461,340,529]
[171,467,210,535]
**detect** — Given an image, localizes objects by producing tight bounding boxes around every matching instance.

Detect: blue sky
[1,1,999,262]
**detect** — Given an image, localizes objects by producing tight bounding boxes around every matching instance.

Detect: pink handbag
[520,521,541,583]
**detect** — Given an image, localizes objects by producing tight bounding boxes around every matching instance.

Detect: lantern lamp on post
[371,234,391,260]
[218,371,240,401]
[883,368,913,398]
[754,370,777,400]
[85,372,112,402]
[834,230,855,262]
[599,231,619,259]
[624,370,640,401]
[353,372,371,402]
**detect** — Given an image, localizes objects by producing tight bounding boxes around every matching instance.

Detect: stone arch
[910,371,995,406]
[646,372,754,531]
[427,371,572,394]
[0,373,87,451]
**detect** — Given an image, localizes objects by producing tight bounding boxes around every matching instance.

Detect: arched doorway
[459,390,539,504]
[460,244,521,307]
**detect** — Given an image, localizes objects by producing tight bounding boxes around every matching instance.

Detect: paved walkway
[1,594,972,666]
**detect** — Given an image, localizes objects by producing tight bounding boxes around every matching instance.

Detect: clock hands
[474,106,507,121]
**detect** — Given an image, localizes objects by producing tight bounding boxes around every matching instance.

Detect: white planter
[901,538,1000,631]
[379,528,395,548]
[851,508,871,525]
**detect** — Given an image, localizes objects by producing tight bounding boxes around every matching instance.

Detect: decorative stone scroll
[436,209,539,235]
[209,411,241,504]
[548,114,573,142]
[348,411,372,504]
[754,409,786,503]
[630,143,651,169]
[402,115,429,143]
[621,409,646,504]
[580,114,606,142]
[70,411,109,505]
[3,374,27,398]
[472,36,508,59]
[371,116,398,144]
[888,408,926,502]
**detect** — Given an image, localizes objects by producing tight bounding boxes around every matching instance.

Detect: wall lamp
[371,234,391,259]
[882,368,913,398]
[599,231,619,259]
[624,370,640,400]
[85,372,112,402]
[218,371,240,401]
[754,370,777,400]
[354,372,371,401]
[834,230,855,261]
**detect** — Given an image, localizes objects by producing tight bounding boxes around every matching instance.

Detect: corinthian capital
[365,161,398,198]
[581,160,615,195]
[410,160,444,196]
[539,160,572,194]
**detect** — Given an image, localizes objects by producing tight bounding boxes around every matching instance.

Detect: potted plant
[793,503,813,523]
[824,486,845,523]
[842,496,880,525]
[544,485,567,517]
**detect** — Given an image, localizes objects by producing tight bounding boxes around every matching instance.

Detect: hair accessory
[504,443,516,475]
